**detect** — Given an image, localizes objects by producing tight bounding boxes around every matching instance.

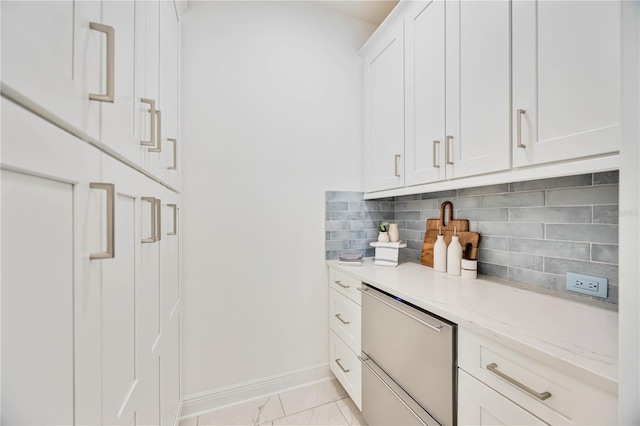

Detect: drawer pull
[335,358,350,373]
[361,288,443,333]
[335,314,350,325]
[88,22,115,103]
[335,280,350,289]
[486,363,552,401]
[516,109,527,148]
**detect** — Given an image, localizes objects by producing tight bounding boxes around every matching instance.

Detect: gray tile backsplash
[325,171,619,305]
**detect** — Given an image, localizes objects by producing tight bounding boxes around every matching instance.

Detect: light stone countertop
[326,258,618,394]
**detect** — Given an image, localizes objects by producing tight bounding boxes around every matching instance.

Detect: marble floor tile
[279,379,348,415]
[335,398,367,426]
[273,402,348,426]
[197,394,285,426]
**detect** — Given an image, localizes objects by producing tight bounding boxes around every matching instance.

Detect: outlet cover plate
[566,272,608,298]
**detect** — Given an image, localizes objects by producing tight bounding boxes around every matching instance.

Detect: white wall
[181,1,375,400]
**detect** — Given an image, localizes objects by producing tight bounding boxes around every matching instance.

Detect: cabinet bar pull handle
[155,198,162,241]
[361,288,443,333]
[141,197,156,243]
[89,22,115,103]
[167,204,178,235]
[516,109,527,148]
[140,98,156,146]
[445,135,454,165]
[335,280,350,289]
[433,140,440,168]
[335,314,350,325]
[167,138,177,170]
[335,358,350,373]
[90,183,115,259]
[486,363,551,401]
[149,110,162,152]
[359,356,428,426]
[394,154,401,177]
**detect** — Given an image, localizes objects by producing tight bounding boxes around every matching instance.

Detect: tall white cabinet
[1,1,182,425]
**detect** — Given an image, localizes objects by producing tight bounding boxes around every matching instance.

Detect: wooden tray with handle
[421,201,480,267]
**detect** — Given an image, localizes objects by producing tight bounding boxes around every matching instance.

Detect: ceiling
[312,0,398,26]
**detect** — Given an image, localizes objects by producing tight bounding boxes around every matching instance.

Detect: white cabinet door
[1,1,101,140]
[458,369,546,426]
[100,0,140,166]
[161,315,182,426]
[446,0,510,179]
[512,1,621,167]
[363,21,405,192]
[160,0,180,189]
[404,0,446,186]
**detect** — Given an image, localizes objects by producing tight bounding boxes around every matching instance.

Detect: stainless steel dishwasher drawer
[361,284,456,426]
[361,355,440,426]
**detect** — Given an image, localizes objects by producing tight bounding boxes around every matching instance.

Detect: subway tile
[396,211,421,220]
[593,170,619,185]
[401,248,421,261]
[478,263,508,280]
[396,194,421,202]
[346,201,367,211]
[380,201,395,211]
[509,174,592,192]
[420,209,442,221]
[546,185,619,206]
[592,244,618,264]
[508,268,565,291]
[407,240,423,250]
[326,201,348,211]
[606,285,619,304]
[365,200,384,211]
[348,240,375,250]
[480,236,508,251]
[394,220,407,229]
[545,224,618,243]
[455,208,509,222]
[480,191,545,208]
[325,240,349,251]
[406,199,439,211]
[348,220,377,230]
[477,222,544,239]
[509,206,592,223]
[479,249,543,271]
[444,196,483,209]
[329,211,367,221]
[406,220,426,231]
[458,184,509,197]
[364,230,379,239]
[593,205,619,224]
[544,258,618,285]
[329,230,366,240]
[325,221,349,231]
[420,190,458,200]
[328,191,363,201]
[399,229,423,242]
[364,248,375,258]
[395,202,407,211]
[508,238,590,260]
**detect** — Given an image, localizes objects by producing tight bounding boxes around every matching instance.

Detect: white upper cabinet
[1,1,101,140]
[404,0,446,186]
[362,20,405,192]
[445,0,511,179]
[512,0,621,167]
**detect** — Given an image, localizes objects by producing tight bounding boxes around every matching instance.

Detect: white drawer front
[329,269,362,305]
[330,330,362,410]
[459,328,617,425]
[330,289,361,354]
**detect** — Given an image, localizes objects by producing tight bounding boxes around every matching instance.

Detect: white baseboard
[179,363,331,419]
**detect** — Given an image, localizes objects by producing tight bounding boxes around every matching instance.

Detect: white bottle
[447,228,462,276]
[433,227,447,272]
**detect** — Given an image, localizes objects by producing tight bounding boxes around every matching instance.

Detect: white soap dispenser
[433,226,447,273]
[447,227,462,276]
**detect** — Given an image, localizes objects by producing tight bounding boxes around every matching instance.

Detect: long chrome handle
[445,135,454,165]
[155,198,162,241]
[334,314,350,325]
[335,358,350,373]
[394,154,401,177]
[360,287,443,333]
[517,109,527,148]
[167,138,177,170]
[140,98,156,146]
[149,110,162,152]
[359,357,428,426]
[89,22,115,103]
[141,197,156,243]
[90,183,115,259]
[486,363,551,401]
[167,204,177,236]
[433,140,440,168]
[334,280,350,289]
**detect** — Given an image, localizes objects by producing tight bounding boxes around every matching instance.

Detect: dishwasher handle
[360,286,443,333]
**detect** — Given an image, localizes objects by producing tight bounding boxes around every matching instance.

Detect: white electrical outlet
[566,272,608,298]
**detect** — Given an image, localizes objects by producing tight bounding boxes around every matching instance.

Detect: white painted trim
[178,363,331,419]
